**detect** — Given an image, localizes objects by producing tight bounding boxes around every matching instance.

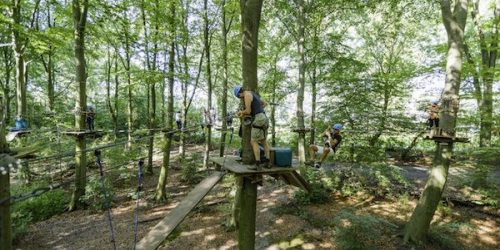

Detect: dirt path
[13,155,499,250]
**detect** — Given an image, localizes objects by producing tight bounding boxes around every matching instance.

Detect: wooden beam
[239,176,257,250]
[136,171,225,250]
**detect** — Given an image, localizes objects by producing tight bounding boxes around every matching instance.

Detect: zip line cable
[1,153,147,206]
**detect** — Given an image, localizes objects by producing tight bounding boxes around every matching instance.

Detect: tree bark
[69,0,89,211]
[296,0,306,165]
[41,1,55,112]
[142,0,158,174]
[0,96,12,250]
[270,69,277,147]
[404,0,468,243]
[106,48,117,133]
[219,0,231,158]
[11,0,26,119]
[203,0,213,169]
[238,1,263,248]
[240,0,263,164]
[470,0,498,147]
[155,0,176,202]
[124,18,133,148]
[1,47,13,125]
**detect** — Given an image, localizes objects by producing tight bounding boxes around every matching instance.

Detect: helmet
[233,86,242,98]
[332,124,343,130]
[431,100,439,105]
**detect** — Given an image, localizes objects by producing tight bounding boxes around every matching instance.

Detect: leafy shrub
[11,189,69,240]
[180,153,204,184]
[81,175,114,211]
[326,163,410,198]
[294,169,329,205]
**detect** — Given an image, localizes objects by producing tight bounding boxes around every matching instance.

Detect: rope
[133,159,144,250]
[95,149,117,250]
[0,153,147,205]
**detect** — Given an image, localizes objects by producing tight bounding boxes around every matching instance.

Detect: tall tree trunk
[0,95,12,250]
[155,0,176,202]
[1,47,13,125]
[47,50,54,111]
[310,68,317,145]
[113,57,119,132]
[203,0,213,169]
[296,0,306,165]
[240,0,263,164]
[219,0,231,158]
[69,0,89,211]
[404,0,467,243]
[238,0,263,248]
[106,48,117,133]
[369,83,389,146]
[12,0,26,119]
[270,70,277,147]
[179,0,190,158]
[41,1,55,112]
[471,0,498,147]
[309,25,320,146]
[142,0,157,174]
[125,28,133,147]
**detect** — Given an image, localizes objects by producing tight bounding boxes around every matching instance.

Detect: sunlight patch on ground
[201,216,216,221]
[179,228,205,237]
[204,234,216,241]
[218,239,237,250]
[273,236,305,249]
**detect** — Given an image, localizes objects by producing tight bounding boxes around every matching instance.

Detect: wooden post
[238,176,257,250]
[0,167,12,250]
[0,155,15,250]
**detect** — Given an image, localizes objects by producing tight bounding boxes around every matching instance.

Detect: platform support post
[239,176,257,250]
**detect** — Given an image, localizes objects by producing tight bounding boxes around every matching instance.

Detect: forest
[0,0,498,249]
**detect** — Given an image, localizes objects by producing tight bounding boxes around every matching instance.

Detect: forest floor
[13,146,499,250]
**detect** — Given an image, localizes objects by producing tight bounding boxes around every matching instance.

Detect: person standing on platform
[234,85,270,170]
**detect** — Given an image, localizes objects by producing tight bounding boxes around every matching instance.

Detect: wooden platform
[61,130,103,137]
[291,127,311,133]
[6,130,31,142]
[423,134,469,143]
[212,156,300,176]
[211,156,310,191]
[136,171,225,250]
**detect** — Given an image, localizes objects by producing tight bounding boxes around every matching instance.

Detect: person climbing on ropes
[427,100,440,130]
[175,111,182,129]
[226,111,234,128]
[308,123,343,168]
[86,105,96,131]
[210,106,216,126]
[234,85,270,170]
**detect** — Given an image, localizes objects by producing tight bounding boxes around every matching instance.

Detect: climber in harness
[427,100,440,130]
[308,123,343,168]
[234,85,271,170]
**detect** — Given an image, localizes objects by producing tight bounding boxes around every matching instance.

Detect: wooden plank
[423,135,469,143]
[136,171,225,250]
[279,171,311,192]
[212,156,298,176]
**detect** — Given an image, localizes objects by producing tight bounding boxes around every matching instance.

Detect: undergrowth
[11,184,69,241]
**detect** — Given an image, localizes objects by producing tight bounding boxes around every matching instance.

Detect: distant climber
[308,124,343,168]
